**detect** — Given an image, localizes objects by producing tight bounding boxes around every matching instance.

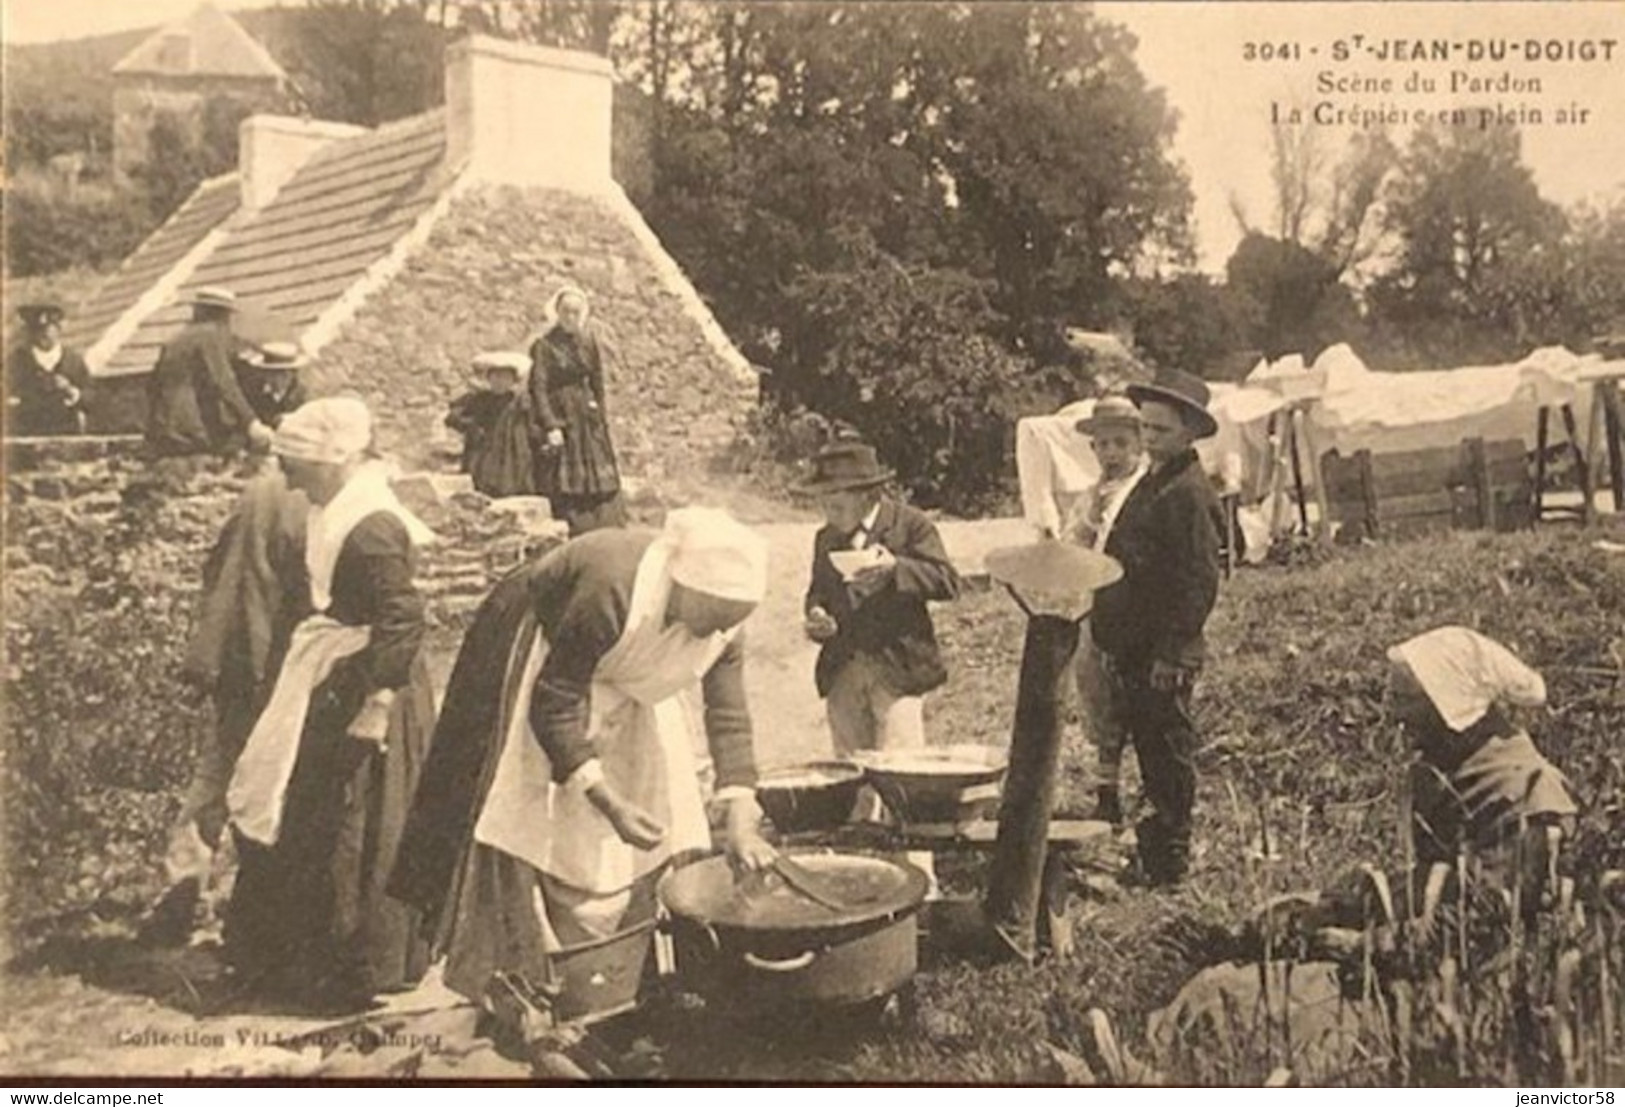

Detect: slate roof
[96,110,451,377]
[63,175,240,356]
[112,2,285,81]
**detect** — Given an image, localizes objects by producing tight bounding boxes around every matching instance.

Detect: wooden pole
[1299,405,1334,545]
[1561,403,1595,525]
[1468,437,1495,531]
[1533,405,1550,526]
[985,615,1080,965]
[1357,449,1379,541]
[1601,380,1625,513]
[1288,406,1310,535]
[1266,412,1289,539]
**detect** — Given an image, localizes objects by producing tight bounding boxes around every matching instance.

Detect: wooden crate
[1323,437,1531,542]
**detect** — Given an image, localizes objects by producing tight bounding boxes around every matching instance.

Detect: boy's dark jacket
[1091,448,1222,670]
[804,498,961,698]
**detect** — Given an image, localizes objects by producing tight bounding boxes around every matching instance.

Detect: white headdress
[271,397,372,465]
[664,507,769,605]
[1387,625,1547,732]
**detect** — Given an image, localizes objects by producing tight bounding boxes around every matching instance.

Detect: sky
[1105,1,1625,270]
[1,0,274,44]
[5,0,1623,272]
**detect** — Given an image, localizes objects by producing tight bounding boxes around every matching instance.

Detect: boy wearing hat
[1063,394,1151,825]
[237,341,310,430]
[445,351,535,498]
[1091,370,1223,887]
[798,440,961,778]
[146,287,272,458]
[7,303,90,437]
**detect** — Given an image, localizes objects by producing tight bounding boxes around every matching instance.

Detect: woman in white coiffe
[223,397,438,1014]
[1386,625,1579,905]
[390,506,778,1004]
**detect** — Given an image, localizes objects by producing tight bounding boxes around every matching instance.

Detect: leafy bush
[783,239,1035,514]
[3,174,155,279]
[4,476,225,949]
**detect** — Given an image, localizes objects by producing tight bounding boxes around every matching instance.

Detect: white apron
[473,536,734,899]
[225,462,432,848]
[227,617,370,846]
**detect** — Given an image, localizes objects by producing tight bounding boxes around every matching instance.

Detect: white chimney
[239,114,367,210]
[445,35,614,194]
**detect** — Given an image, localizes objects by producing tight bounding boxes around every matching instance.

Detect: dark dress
[446,389,536,498]
[225,511,435,1008]
[528,326,625,534]
[388,530,757,1003]
[237,364,308,429]
[6,342,89,436]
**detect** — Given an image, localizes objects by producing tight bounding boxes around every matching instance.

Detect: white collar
[31,344,63,373]
[303,460,434,612]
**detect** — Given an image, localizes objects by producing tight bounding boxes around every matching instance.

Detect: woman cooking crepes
[389,508,778,1005]
[529,286,626,535]
[224,397,438,1013]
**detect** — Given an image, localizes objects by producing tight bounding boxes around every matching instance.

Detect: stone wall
[3,437,567,630]
[306,182,761,497]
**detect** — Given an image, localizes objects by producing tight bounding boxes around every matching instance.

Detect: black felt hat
[17,303,64,327]
[1126,368,1219,440]
[792,440,895,495]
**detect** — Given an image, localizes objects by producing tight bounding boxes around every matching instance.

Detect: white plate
[829,546,895,581]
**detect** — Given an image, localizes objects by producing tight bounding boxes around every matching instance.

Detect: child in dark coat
[445,352,535,498]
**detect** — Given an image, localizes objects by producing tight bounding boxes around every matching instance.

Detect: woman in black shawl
[528,286,626,534]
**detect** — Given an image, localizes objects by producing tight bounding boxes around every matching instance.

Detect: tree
[1225,232,1362,361]
[1562,199,1625,342]
[1127,273,1256,377]
[784,233,1025,512]
[1224,124,1394,361]
[1367,121,1566,367]
[129,110,211,220]
[282,0,447,127]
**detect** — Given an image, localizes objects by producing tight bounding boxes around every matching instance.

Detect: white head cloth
[547,285,592,326]
[272,397,372,464]
[664,507,769,605]
[1387,625,1547,732]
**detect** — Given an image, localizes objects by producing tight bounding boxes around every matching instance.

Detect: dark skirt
[538,383,620,501]
[225,651,436,1006]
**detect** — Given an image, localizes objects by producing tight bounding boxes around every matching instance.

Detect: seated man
[236,342,310,432]
[7,303,90,437]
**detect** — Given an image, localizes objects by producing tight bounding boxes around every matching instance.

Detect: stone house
[70,35,758,495]
[112,2,290,182]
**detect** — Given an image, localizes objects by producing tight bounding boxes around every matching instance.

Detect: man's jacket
[805,499,961,698]
[1091,448,1221,670]
[146,321,258,456]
